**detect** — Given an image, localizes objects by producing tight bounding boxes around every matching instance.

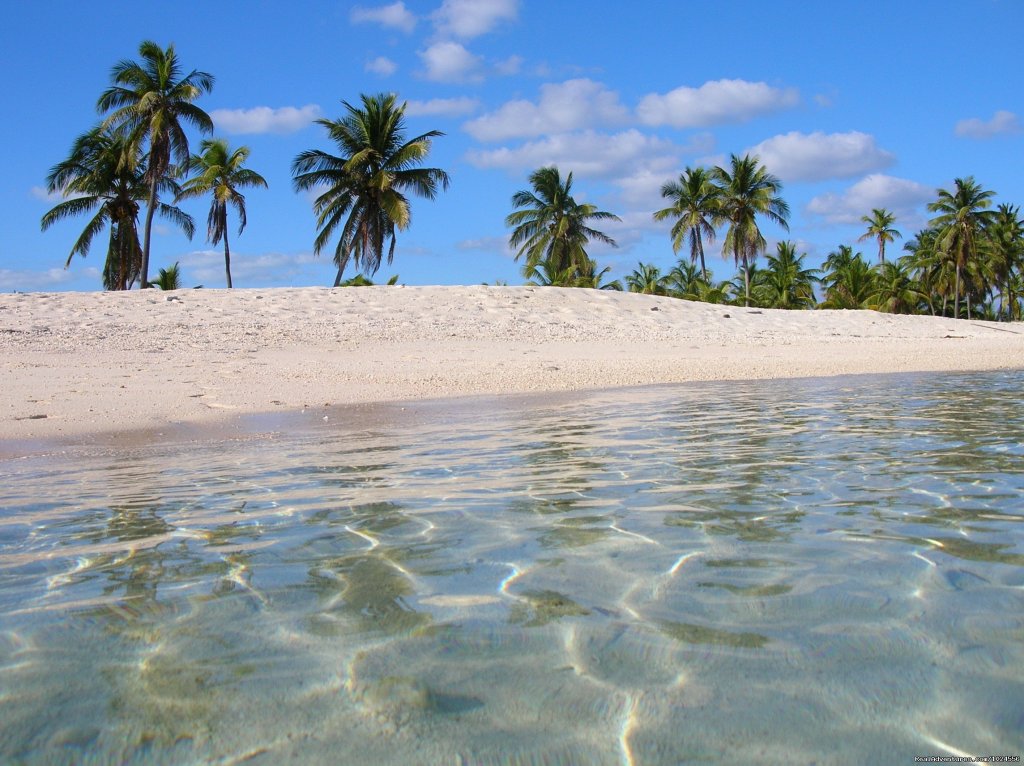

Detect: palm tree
[177,139,268,288]
[625,262,669,295]
[858,208,901,265]
[653,167,721,281]
[41,126,194,290]
[98,41,214,288]
[665,260,708,300]
[927,176,996,319]
[867,259,927,314]
[292,93,450,286]
[762,241,818,309]
[819,246,876,309]
[151,262,182,290]
[506,166,620,284]
[711,154,790,307]
[987,204,1024,320]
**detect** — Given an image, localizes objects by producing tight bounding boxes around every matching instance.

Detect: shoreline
[3,285,1023,446]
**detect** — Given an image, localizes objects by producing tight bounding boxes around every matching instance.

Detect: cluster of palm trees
[512,155,1023,320]
[43,42,451,291]
[42,41,266,290]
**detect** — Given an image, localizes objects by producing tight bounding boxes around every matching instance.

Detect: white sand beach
[2,285,1023,442]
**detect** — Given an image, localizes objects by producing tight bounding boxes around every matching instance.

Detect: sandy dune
[2,285,1022,442]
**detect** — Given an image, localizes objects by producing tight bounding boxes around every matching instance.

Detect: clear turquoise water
[1,371,1022,765]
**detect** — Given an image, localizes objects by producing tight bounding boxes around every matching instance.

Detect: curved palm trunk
[697,234,708,282]
[140,179,158,288]
[223,227,232,288]
[333,264,345,287]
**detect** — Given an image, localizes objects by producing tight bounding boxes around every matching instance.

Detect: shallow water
[1,371,1023,765]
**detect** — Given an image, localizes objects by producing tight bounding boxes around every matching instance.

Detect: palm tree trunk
[333,264,345,287]
[742,255,750,307]
[697,235,708,282]
[954,265,961,319]
[140,178,158,289]
[223,228,232,288]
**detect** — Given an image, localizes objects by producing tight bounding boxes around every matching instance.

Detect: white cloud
[466,129,677,179]
[637,79,799,128]
[954,110,1022,139]
[405,97,480,118]
[463,79,629,141]
[419,41,483,83]
[178,249,323,287]
[494,54,523,76]
[211,105,321,134]
[365,56,397,76]
[350,2,416,33]
[432,0,518,39]
[745,131,895,182]
[0,266,79,291]
[806,174,933,225]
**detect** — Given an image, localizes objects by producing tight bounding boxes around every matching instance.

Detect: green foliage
[858,208,901,264]
[337,274,400,286]
[625,262,670,295]
[151,262,181,290]
[41,126,193,290]
[507,166,620,287]
[653,167,722,281]
[292,93,450,286]
[711,154,790,307]
[178,138,268,288]
[98,40,214,288]
[761,241,818,309]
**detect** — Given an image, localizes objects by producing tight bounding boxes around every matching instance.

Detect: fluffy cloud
[463,79,629,141]
[211,105,321,134]
[432,0,518,39]
[745,131,895,182]
[465,129,677,180]
[419,41,483,83]
[636,79,799,128]
[806,174,934,225]
[405,97,480,118]
[954,110,1022,139]
[350,2,416,33]
[365,56,397,76]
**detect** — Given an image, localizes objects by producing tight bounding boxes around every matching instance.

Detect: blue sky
[4,0,1023,291]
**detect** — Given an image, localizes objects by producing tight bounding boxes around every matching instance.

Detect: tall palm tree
[506,166,620,283]
[625,262,669,295]
[98,41,214,288]
[762,241,818,309]
[987,203,1024,320]
[711,154,790,307]
[903,228,948,315]
[177,139,268,288]
[292,93,450,286]
[41,126,194,290]
[653,166,721,281]
[927,176,996,319]
[858,208,901,264]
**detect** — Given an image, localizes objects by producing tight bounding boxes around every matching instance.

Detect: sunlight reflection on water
[1,371,1023,764]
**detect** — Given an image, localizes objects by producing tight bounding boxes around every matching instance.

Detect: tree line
[42,41,1023,321]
